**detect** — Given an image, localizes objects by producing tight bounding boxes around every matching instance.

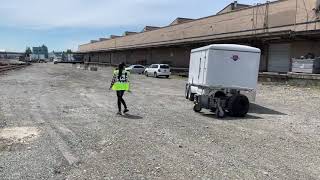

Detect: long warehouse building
[78,0,320,73]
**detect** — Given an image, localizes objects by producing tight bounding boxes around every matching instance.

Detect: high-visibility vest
[112,70,130,91]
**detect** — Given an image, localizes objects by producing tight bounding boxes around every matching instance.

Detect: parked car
[144,64,171,78]
[38,59,47,63]
[53,59,59,64]
[125,65,145,74]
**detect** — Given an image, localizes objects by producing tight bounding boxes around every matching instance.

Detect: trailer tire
[185,85,195,101]
[189,91,195,101]
[227,94,249,117]
[215,109,225,118]
[185,85,190,99]
[193,103,202,112]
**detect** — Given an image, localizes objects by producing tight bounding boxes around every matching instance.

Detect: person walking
[110,62,130,115]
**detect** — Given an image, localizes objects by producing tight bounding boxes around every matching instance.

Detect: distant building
[0,51,24,59]
[49,51,80,62]
[49,51,63,60]
[31,45,48,60]
[79,0,320,73]
[48,52,55,60]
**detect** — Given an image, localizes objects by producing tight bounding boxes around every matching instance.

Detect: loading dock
[268,43,291,73]
[78,0,320,75]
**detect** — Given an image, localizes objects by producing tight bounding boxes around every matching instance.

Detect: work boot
[123,109,129,113]
[116,112,122,116]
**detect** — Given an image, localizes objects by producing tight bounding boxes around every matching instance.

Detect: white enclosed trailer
[185,44,261,118]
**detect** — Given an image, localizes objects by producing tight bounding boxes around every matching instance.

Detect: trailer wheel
[189,91,195,101]
[227,94,249,117]
[215,109,225,118]
[185,85,195,101]
[193,103,202,112]
[185,85,189,99]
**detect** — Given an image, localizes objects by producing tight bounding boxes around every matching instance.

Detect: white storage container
[291,58,320,74]
[188,44,261,90]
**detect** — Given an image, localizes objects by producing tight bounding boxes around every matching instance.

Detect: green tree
[62,51,66,61]
[25,47,32,57]
[66,49,72,54]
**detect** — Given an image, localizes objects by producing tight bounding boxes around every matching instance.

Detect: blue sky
[0,0,268,52]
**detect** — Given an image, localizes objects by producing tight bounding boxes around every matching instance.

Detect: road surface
[0,64,320,179]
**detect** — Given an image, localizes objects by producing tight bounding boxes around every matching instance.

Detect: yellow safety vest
[112,70,130,91]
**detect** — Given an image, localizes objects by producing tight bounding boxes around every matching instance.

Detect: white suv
[144,64,171,78]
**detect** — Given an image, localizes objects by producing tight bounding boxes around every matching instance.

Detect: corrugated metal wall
[268,43,291,72]
[79,0,318,52]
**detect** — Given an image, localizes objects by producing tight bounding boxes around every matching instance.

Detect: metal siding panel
[268,44,290,72]
[81,0,315,52]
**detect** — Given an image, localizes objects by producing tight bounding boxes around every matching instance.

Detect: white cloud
[0,0,267,29]
[0,0,270,51]
[0,0,185,29]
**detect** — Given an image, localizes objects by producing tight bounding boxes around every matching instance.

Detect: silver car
[144,64,171,78]
[125,65,146,74]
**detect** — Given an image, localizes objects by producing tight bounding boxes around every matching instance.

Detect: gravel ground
[0,63,320,180]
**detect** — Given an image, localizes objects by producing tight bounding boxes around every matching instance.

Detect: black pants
[116,90,127,112]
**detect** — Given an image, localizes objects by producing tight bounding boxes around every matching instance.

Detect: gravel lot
[0,63,320,179]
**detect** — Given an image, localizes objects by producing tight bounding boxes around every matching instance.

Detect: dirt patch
[0,127,40,151]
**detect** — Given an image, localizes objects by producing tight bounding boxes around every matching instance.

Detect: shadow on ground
[249,103,286,115]
[122,113,143,120]
[200,113,263,120]
[199,103,286,120]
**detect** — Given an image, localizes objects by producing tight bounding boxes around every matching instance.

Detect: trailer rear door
[197,50,208,85]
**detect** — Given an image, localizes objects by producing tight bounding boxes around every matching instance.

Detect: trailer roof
[191,44,261,53]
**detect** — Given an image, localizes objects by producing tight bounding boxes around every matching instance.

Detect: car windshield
[160,65,169,69]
